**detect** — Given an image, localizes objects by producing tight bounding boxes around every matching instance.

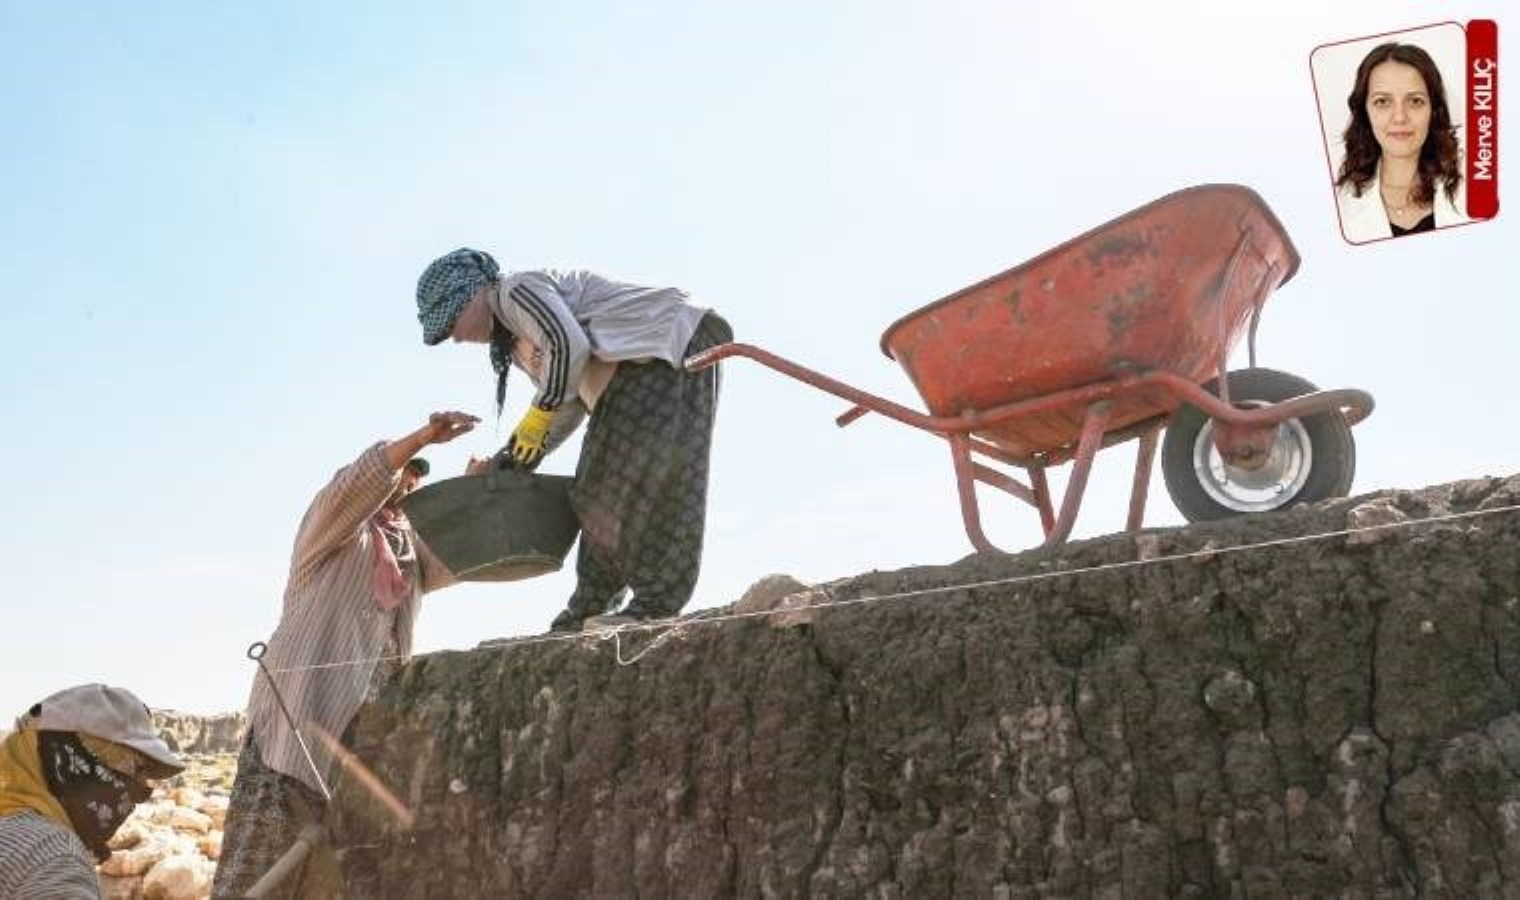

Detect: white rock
[1346,499,1410,546]
[1189,540,1221,564]
[168,807,213,834]
[197,794,229,829]
[108,821,149,851]
[142,854,215,900]
[198,830,222,861]
[100,841,167,877]
[169,787,206,810]
[733,573,828,628]
[769,587,832,630]
[734,573,810,615]
[161,831,199,858]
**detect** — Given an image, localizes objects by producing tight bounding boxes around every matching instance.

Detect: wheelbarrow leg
[1028,463,1055,538]
[949,433,998,554]
[1045,401,1115,546]
[1125,426,1160,532]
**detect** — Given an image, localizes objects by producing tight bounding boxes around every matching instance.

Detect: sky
[1,1,1512,718]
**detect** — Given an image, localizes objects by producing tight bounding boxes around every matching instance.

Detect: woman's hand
[464,455,495,476]
[422,411,480,446]
[384,411,481,472]
[506,406,554,469]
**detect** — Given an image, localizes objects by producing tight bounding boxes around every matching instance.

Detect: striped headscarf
[415,248,500,346]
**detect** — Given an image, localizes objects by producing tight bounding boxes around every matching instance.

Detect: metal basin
[401,470,580,582]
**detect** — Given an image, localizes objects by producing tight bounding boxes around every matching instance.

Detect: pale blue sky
[2,1,1512,717]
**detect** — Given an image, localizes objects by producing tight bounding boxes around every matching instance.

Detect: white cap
[14,684,186,779]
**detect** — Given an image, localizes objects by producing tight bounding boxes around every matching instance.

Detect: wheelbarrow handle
[688,341,920,430]
[684,342,939,431]
[1175,383,1376,430]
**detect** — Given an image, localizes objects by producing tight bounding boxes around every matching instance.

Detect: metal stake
[247,642,333,802]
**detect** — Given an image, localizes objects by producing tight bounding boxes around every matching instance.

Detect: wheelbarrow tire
[1162,367,1356,522]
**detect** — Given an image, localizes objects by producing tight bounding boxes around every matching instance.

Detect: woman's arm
[290,412,478,580]
[491,273,591,412]
[287,444,397,581]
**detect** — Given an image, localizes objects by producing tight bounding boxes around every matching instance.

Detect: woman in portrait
[1335,42,1466,242]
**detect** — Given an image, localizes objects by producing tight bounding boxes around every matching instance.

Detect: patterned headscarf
[0,729,151,862]
[0,729,71,830]
[415,248,501,345]
[39,731,152,862]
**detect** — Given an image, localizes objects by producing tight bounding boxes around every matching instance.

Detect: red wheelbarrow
[686,184,1374,553]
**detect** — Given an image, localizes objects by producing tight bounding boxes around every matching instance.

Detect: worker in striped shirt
[415,248,731,633]
[0,684,186,900]
[211,410,477,899]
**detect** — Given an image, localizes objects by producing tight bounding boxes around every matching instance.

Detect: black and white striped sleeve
[497,274,590,412]
[0,814,104,900]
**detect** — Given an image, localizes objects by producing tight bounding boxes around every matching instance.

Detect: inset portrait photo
[1310,23,1494,245]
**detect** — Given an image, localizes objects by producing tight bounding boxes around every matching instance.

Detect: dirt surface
[329,474,1520,897]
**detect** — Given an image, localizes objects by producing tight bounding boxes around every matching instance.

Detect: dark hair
[1335,42,1461,205]
[488,317,517,416]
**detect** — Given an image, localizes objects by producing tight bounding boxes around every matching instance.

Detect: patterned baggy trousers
[560,311,731,623]
[210,736,328,899]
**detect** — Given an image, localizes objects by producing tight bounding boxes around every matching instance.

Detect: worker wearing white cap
[0,683,186,899]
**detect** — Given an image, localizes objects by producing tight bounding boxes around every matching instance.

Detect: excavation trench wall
[329,475,1520,898]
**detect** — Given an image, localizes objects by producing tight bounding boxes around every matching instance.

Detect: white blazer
[1336,162,1468,243]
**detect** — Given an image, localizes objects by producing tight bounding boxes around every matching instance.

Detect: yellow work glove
[506,405,556,470]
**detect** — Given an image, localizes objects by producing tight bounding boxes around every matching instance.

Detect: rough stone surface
[329,475,1520,897]
[152,710,246,755]
[732,572,828,629]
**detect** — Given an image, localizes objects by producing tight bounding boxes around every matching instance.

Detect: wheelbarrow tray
[880,184,1300,458]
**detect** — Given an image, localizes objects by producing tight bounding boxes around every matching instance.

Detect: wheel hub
[1191,408,1313,513]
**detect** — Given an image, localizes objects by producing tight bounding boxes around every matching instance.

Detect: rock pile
[98,739,241,898]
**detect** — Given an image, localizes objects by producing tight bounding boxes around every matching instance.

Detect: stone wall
[325,475,1520,897]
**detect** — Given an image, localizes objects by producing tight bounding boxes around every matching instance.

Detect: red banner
[1466,19,1499,219]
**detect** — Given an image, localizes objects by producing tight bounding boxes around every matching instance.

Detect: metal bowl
[401,470,580,582]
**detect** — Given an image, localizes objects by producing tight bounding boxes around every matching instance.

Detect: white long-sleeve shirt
[487,269,709,412]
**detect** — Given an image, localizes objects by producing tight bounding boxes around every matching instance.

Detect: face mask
[38,731,150,862]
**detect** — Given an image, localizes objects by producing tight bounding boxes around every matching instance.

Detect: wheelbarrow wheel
[1161,368,1355,522]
